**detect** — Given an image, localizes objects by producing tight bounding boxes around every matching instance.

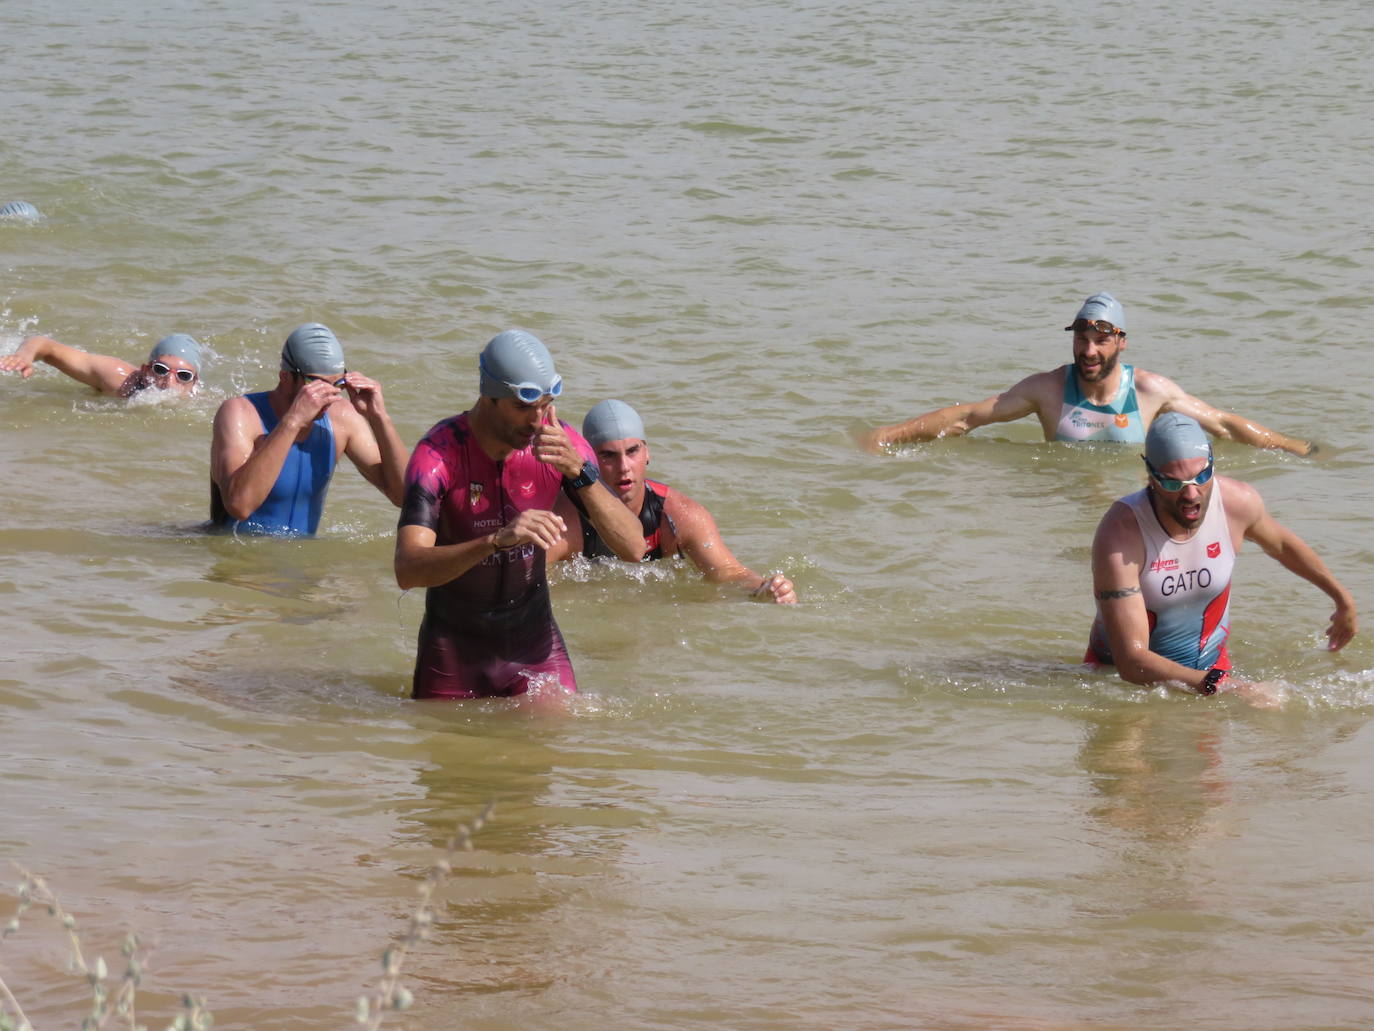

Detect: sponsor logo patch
[1115,414,1130,428]
[1150,557,1180,573]
[1207,541,1221,558]
[469,482,487,513]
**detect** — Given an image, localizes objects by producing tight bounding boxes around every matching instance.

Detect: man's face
[1148,455,1214,533]
[489,395,555,451]
[594,437,650,508]
[146,354,199,395]
[1071,321,1126,383]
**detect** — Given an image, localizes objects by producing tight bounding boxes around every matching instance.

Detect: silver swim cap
[150,333,202,374]
[479,329,562,401]
[582,399,645,447]
[1145,412,1212,468]
[281,323,346,376]
[0,201,41,220]
[1065,292,1126,332]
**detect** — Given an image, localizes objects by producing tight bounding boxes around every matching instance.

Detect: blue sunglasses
[480,354,563,404]
[1144,456,1214,492]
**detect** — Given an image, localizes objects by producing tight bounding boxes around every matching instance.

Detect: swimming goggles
[151,361,197,383]
[1144,457,1214,492]
[291,365,347,388]
[1066,318,1124,335]
[480,354,563,403]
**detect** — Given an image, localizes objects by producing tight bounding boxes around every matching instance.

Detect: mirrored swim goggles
[480,354,563,403]
[1065,318,1124,335]
[1143,456,1214,492]
[151,361,197,383]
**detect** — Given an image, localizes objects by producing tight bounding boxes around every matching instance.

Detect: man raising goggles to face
[210,322,409,537]
[394,329,646,700]
[862,292,1313,456]
[2,332,203,398]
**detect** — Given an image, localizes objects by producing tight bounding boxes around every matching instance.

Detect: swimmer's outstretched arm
[860,375,1045,452]
[0,335,134,395]
[1147,377,1313,456]
[1233,483,1357,651]
[667,491,796,604]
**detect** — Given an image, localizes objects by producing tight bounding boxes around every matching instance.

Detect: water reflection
[393,714,647,1009]
[1078,706,1232,847]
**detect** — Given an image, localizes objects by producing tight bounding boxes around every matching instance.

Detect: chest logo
[1114,414,1130,428]
[1206,541,1221,558]
[469,482,489,513]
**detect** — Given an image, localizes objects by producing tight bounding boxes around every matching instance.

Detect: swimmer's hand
[492,509,567,552]
[1219,677,1286,710]
[0,353,37,378]
[751,572,798,605]
[533,403,583,478]
[340,371,387,419]
[1326,601,1357,652]
[857,426,890,454]
[286,376,343,427]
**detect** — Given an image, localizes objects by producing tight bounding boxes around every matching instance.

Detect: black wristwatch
[1199,667,1229,695]
[564,459,600,490]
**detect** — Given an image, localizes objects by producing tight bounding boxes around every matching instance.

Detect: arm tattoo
[1096,586,1141,600]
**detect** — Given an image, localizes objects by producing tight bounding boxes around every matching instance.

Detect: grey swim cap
[0,201,41,220]
[281,323,346,376]
[479,329,562,400]
[150,333,202,374]
[582,399,646,447]
[1065,292,1126,332]
[1145,412,1212,468]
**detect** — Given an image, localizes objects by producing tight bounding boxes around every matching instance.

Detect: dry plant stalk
[356,802,495,1029]
[0,863,211,1031]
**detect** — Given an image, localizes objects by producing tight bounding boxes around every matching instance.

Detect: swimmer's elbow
[394,558,424,591]
[616,538,648,563]
[219,495,256,522]
[1115,654,1161,687]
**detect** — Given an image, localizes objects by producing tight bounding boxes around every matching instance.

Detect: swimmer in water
[1086,412,1356,707]
[209,323,408,536]
[0,201,43,221]
[394,330,646,699]
[2,332,203,398]
[548,399,797,604]
[862,293,1313,455]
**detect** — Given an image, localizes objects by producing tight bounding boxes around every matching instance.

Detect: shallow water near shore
[3,0,1373,1028]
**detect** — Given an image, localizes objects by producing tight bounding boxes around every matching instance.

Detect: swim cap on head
[1145,412,1212,468]
[479,329,561,400]
[582,399,646,448]
[1065,292,1126,332]
[150,333,202,374]
[281,323,345,376]
[0,201,41,220]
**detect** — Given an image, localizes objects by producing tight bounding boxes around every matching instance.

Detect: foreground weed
[356,802,494,1029]
[2,803,492,1030]
[0,864,210,1031]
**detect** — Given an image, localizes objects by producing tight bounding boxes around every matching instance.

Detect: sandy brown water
[3,0,1373,1028]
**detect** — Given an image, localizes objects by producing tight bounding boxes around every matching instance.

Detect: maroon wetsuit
[399,412,595,699]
